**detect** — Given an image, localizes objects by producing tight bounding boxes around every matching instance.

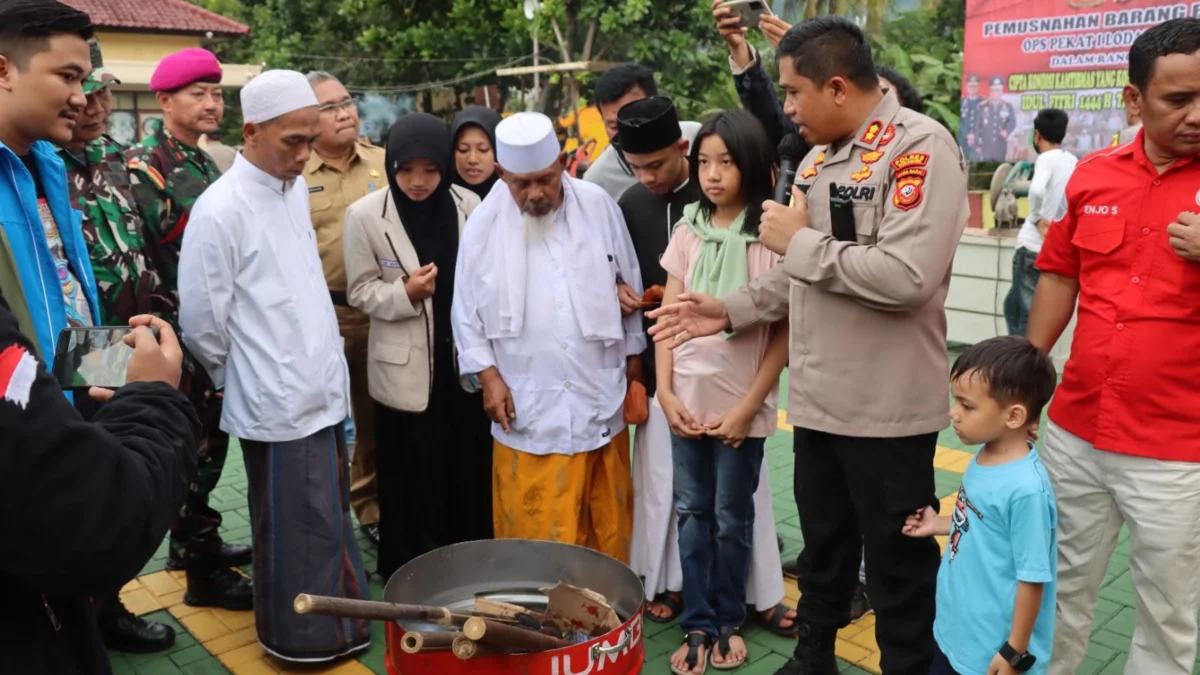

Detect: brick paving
[108,377,1158,675]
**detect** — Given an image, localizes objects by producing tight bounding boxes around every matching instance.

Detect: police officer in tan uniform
[650,17,968,675]
[303,71,386,544]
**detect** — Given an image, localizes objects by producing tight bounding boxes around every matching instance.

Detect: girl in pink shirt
[661,109,789,674]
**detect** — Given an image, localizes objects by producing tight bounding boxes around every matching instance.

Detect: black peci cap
[615,96,682,155]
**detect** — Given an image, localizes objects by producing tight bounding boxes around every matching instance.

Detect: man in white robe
[177,69,370,663]
[452,112,645,562]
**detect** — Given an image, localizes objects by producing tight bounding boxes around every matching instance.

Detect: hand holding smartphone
[717,0,772,29]
[53,315,183,397]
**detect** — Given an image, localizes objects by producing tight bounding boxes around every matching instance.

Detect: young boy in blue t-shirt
[903,336,1059,675]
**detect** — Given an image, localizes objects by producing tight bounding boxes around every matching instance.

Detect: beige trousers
[1041,421,1200,675]
[338,305,378,527]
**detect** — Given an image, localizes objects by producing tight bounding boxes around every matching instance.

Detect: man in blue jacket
[0,0,180,656]
[0,0,101,359]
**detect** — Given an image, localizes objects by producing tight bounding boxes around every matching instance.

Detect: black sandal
[647,593,684,623]
[755,602,799,637]
[710,626,747,670]
[671,631,712,675]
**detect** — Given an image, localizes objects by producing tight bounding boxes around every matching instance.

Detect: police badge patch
[891,153,930,211]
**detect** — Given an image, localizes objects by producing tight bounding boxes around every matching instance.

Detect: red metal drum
[379,540,646,675]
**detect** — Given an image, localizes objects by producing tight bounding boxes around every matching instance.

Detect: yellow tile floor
[120,570,372,675]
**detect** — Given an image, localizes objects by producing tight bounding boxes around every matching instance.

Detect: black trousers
[791,428,941,675]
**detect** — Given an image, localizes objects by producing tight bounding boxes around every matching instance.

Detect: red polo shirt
[1037,132,1200,462]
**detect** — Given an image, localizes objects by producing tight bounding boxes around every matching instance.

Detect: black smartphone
[52,326,159,390]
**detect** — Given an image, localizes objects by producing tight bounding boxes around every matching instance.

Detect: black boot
[184,566,254,611]
[848,582,873,623]
[167,543,252,572]
[774,622,839,675]
[97,597,176,654]
[782,557,800,579]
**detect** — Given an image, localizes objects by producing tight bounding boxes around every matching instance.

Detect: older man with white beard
[452,112,645,562]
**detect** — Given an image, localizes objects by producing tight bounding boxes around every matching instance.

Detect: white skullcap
[240,69,319,124]
[495,112,562,174]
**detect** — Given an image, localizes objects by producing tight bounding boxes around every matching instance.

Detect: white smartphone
[719,0,772,29]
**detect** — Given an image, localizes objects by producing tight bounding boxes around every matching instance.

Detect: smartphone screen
[53,327,136,390]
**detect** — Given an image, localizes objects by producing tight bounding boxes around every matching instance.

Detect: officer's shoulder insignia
[860,120,883,144]
[800,166,818,179]
[878,124,896,147]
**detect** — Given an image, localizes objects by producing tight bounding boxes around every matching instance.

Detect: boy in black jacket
[0,295,200,674]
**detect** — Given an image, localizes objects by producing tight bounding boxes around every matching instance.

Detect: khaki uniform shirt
[303,142,386,294]
[725,94,969,438]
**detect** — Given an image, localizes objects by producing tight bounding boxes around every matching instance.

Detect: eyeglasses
[318,99,357,115]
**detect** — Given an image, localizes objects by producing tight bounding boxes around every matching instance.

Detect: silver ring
[676,330,689,342]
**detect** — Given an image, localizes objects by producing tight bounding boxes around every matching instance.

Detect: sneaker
[848,582,873,623]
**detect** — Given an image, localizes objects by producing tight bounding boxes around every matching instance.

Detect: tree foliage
[192,0,734,120]
[193,0,966,133]
[870,0,964,133]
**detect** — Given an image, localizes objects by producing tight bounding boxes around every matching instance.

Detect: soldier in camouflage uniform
[58,37,180,656]
[126,48,252,611]
[60,42,162,324]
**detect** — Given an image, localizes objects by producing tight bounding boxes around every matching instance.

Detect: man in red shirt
[1028,18,1200,675]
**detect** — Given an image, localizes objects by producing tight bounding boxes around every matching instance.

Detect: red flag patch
[0,345,37,409]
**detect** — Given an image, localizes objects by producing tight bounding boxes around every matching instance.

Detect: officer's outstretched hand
[647,293,729,348]
[89,315,184,402]
[759,186,809,255]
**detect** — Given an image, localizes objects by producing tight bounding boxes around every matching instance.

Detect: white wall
[946,232,1076,371]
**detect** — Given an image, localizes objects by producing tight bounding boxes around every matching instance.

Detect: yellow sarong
[493,430,633,563]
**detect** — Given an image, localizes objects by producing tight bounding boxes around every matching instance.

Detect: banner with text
[961,0,1196,162]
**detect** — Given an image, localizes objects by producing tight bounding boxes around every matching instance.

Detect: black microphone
[774,133,804,205]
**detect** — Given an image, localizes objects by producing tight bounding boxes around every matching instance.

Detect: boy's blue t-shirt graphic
[934,448,1058,675]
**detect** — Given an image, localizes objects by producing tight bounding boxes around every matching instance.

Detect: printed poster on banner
[960,0,1198,162]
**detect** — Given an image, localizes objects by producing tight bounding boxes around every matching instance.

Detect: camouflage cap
[83,38,120,95]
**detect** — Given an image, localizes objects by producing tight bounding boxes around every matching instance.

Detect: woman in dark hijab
[343,112,493,580]
[450,106,502,199]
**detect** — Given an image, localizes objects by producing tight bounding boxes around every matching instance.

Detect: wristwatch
[999,642,1037,672]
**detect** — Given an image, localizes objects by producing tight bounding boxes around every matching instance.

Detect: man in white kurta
[452,112,645,563]
[177,70,370,664]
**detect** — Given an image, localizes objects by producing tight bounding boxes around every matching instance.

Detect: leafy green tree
[870,0,964,133]
[190,0,735,121]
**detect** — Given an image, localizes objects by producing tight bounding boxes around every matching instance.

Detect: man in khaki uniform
[650,17,967,675]
[304,71,386,544]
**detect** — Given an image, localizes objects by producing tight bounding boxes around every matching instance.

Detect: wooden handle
[452,635,499,660]
[293,595,451,623]
[462,617,572,652]
[399,631,459,654]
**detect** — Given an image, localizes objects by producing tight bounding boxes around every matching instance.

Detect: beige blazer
[343,185,481,412]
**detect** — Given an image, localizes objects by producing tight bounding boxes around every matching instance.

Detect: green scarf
[681,202,757,298]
